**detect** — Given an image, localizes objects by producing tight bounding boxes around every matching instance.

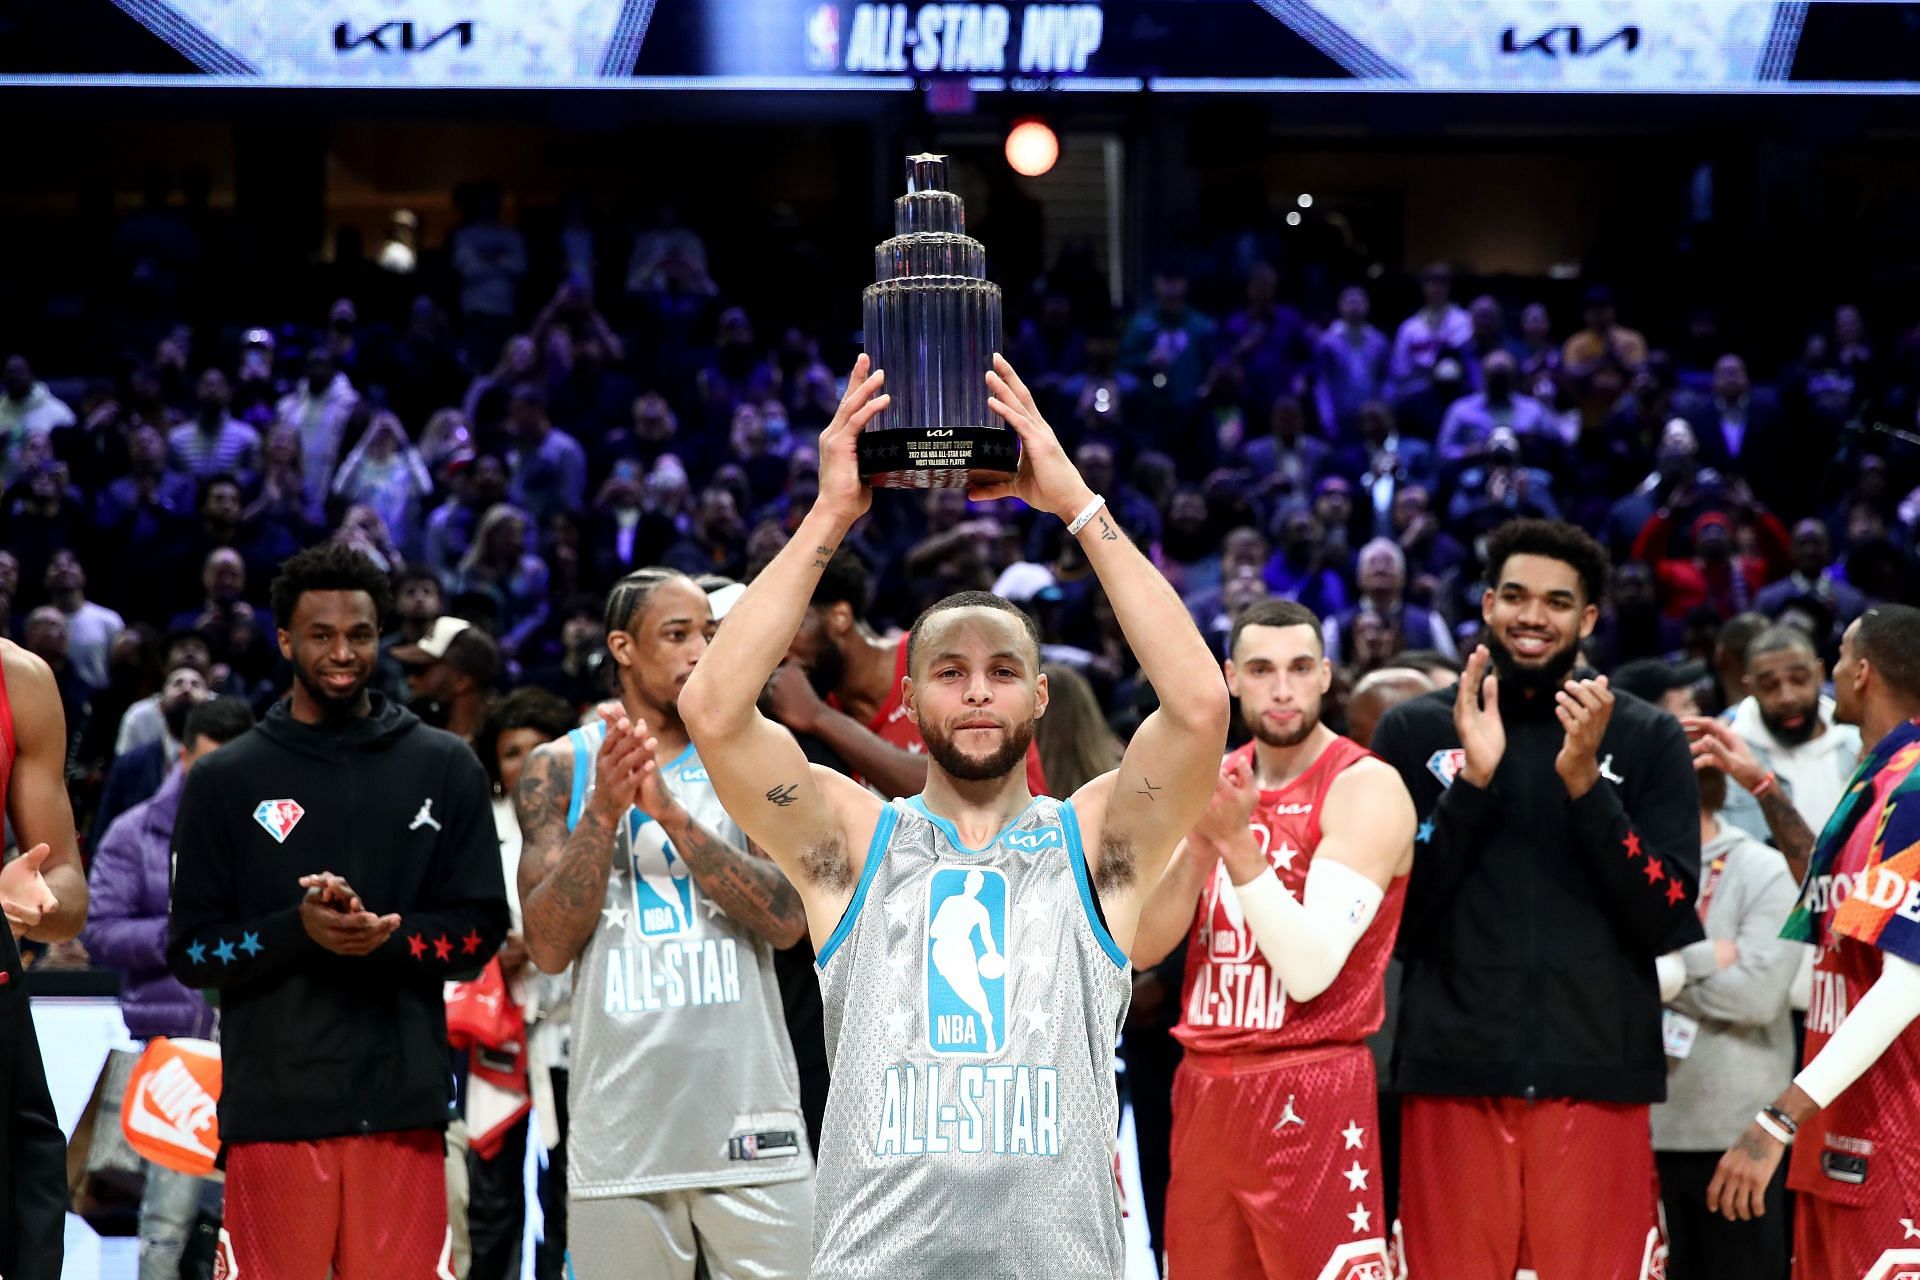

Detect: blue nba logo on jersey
[627,811,696,938]
[1004,826,1062,854]
[924,867,1009,1057]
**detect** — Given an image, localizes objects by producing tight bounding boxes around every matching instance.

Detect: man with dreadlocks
[515,566,814,1280]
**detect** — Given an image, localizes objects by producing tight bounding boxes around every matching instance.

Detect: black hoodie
[1371,677,1705,1104]
[167,693,508,1143]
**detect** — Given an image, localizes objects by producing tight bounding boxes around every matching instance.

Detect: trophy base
[858,426,1020,490]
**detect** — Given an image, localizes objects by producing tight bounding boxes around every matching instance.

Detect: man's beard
[921,716,1035,783]
[1246,700,1321,749]
[1760,701,1820,746]
[806,640,847,700]
[1485,631,1579,695]
[294,663,371,719]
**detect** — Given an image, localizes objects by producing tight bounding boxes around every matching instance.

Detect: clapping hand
[1,844,58,940]
[1453,647,1506,789]
[1554,675,1614,799]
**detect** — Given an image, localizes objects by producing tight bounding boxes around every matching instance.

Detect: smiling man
[1370,518,1705,1280]
[681,354,1228,1279]
[167,541,507,1279]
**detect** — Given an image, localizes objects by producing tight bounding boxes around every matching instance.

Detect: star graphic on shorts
[1642,857,1666,886]
[1347,1203,1372,1234]
[1343,1161,1370,1191]
[1665,879,1687,907]
[433,935,454,961]
[407,933,427,959]
[1415,818,1435,844]
[601,904,629,932]
[1021,1005,1053,1035]
[884,1006,912,1038]
[185,941,207,965]
[885,894,916,929]
[238,931,262,957]
[212,939,236,965]
[1622,830,1643,860]
[1902,1217,1920,1240]
[460,929,483,955]
[1341,1120,1366,1150]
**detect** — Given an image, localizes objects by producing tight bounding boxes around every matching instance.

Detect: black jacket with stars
[1371,677,1705,1105]
[167,693,508,1143]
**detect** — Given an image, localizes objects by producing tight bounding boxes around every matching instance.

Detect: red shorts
[1166,1043,1392,1280]
[1795,1189,1920,1280]
[1398,1095,1663,1280]
[215,1129,451,1280]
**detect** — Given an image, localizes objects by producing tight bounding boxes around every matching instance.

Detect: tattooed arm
[681,357,887,947]
[1684,716,1817,881]
[516,728,644,974]
[652,803,808,949]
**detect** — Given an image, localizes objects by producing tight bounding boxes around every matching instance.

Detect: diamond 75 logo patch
[253,799,305,844]
[1426,749,1467,790]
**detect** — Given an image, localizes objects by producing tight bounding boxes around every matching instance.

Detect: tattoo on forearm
[1136,778,1162,803]
[767,783,800,807]
[811,543,833,569]
[1095,514,1118,542]
[517,747,617,963]
[664,819,807,946]
[1756,787,1815,878]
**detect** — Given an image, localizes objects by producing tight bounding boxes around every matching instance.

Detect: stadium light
[1005,118,1059,177]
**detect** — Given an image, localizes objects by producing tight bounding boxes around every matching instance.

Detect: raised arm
[1684,716,1817,882]
[680,359,890,943]
[977,356,1230,950]
[2,644,85,941]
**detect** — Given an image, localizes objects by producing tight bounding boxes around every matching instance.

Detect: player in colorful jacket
[680,354,1230,1280]
[1133,597,1416,1280]
[1708,604,1920,1280]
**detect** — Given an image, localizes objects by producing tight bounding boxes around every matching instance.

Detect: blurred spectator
[1687,354,1788,489]
[452,504,549,651]
[1562,285,1648,432]
[1314,285,1391,437]
[1239,394,1330,506]
[523,597,607,710]
[1722,626,1861,852]
[1009,294,1088,400]
[1588,561,1683,671]
[393,617,500,743]
[1753,518,1866,636]
[168,548,261,659]
[505,383,587,531]
[1,456,89,608]
[0,355,77,458]
[1339,401,1437,539]
[1323,538,1456,667]
[1389,264,1473,406]
[465,335,539,447]
[1605,419,1700,559]
[1158,488,1218,600]
[1223,261,1311,410]
[424,454,509,580]
[1610,657,1709,719]
[625,203,711,296]
[1517,301,1562,402]
[587,463,676,585]
[772,329,841,430]
[167,372,261,487]
[1262,510,1348,618]
[97,423,196,533]
[276,350,360,521]
[45,549,124,691]
[664,485,747,580]
[24,606,93,743]
[333,410,433,557]
[452,182,529,344]
[695,307,779,437]
[1634,500,1791,621]
[1436,351,1566,463]
[1347,666,1433,749]
[1650,764,1798,1280]
[1121,266,1217,413]
[1183,525,1266,628]
[1448,427,1562,535]
[98,659,213,840]
[1034,662,1124,796]
[1466,295,1526,369]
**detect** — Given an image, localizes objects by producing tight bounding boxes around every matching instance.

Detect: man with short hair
[167,369,261,484]
[1133,598,1416,1280]
[1706,605,1920,1278]
[1372,518,1704,1279]
[506,383,587,529]
[44,550,123,691]
[681,354,1230,1278]
[84,697,255,1280]
[769,545,1047,800]
[514,566,813,1279]
[1753,519,1865,637]
[394,616,501,744]
[168,542,507,1277]
[1314,287,1391,438]
[1322,538,1456,667]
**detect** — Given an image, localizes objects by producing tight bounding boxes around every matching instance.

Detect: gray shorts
[569,1178,814,1280]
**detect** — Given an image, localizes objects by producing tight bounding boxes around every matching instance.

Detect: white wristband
[1066,493,1107,536]
[1753,1111,1793,1146]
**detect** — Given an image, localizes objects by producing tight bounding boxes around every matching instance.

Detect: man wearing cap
[1613,657,1711,721]
[395,616,502,745]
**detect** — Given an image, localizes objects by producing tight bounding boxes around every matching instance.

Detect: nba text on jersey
[873,1064,1060,1156]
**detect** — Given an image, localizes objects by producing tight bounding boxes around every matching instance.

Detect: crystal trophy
[858,153,1017,489]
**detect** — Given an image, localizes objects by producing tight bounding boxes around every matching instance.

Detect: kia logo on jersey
[252,799,304,843]
[1004,826,1063,853]
[1426,748,1467,789]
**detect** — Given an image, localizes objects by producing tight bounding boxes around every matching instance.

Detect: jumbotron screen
[7,0,1920,92]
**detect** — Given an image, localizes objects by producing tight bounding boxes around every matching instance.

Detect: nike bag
[120,1036,224,1177]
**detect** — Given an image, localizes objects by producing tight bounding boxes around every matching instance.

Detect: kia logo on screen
[333,20,476,54]
[1499,25,1641,59]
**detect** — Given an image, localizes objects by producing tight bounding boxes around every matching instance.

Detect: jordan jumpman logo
[1274,1094,1305,1132]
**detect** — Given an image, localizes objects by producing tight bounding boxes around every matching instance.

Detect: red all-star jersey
[1174,736,1407,1058]
[853,634,1049,797]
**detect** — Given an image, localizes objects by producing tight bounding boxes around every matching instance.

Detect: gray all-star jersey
[811,794,1131,1280]
[563,722,809,1196]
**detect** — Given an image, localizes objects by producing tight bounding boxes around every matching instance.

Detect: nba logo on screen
[627,813,696,939]
[924,866,1009,1057]
[805,5,841,70]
